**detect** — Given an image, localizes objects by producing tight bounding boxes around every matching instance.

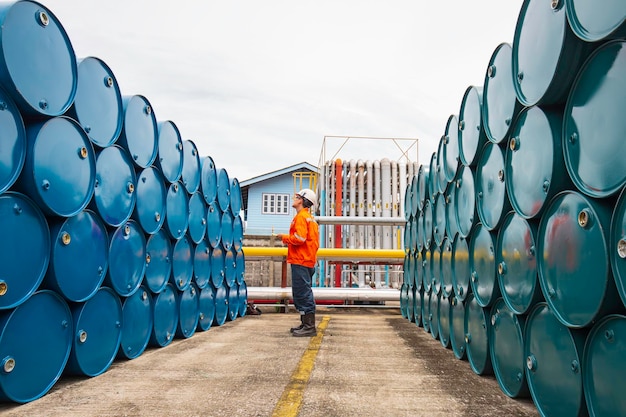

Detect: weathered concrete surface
[0,307,538,417]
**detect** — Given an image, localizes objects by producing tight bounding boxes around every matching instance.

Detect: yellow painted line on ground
[271,315,331,417]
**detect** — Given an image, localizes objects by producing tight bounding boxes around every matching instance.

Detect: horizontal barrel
[0,86,25,194]
[119,286,153,360]
[149,283,178,348]
[156,120,183,183]
[119,95,158,169]
[144,229,172,294]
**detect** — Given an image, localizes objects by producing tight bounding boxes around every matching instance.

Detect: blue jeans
[291,264,316,314]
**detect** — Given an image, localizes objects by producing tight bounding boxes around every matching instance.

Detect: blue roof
[240,162,318,187]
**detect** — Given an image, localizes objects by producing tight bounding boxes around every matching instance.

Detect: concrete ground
[0,305,538,417]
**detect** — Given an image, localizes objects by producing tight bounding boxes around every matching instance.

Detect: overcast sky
[43,0,522,182]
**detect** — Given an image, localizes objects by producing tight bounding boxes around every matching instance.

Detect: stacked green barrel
[0,0,246,404]
[401,1,626,415]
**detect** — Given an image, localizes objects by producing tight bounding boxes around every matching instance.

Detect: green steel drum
[410,174,419,219]
[482,43,521,144]
[400,282,409,319]
[436,139,447,196]
[469,223,500,308]
[563,40,626,198]
[442,114,460,183]
[454,165,476,239]
[538,191,621,328]
[444,184,459,240]
[409,216,418,255]
[476,142,511,231]
[489,298,529,398]
[464,293,493,375]
[404,251,415,288]
[458,85,486,167]
[496,212,543,315]
[451,233,471,302]
[566,0,626,42]
[428,291,439,340]
[421,288,430,334]
[506,105,570,219]
[427,152,438,204]
[440,236,453,298]
[404,183,413,222]
[431,245,441,296]
[450,296,466,360]
[611,186,626,308]
[407,283,415,323]
[403,222,413,258]
[438,292,451,348]
[433,192,446,248]
[583,314,626,417]
[422,199,433,250]
[414,287,423,327]
[414,251,423,292]
[422,247,432,294]
[417,165,429,212]
[524,303,587,417]
[416,209,425,253]
[513,0,595,107]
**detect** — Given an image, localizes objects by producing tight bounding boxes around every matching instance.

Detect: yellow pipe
[242,247,405,260]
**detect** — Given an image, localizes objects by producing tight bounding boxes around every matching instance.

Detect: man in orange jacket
[277,188,319,337]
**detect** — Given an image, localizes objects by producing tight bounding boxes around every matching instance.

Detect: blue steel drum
[440,236,453,298]
[406,284,415,323]
[458,85,486,167]
[0,86,25,194]
[181,139,201,194]
[566,0,626,42]
[611,186,626,308]
[482,43,521,144]
[422,198,433,250]
[149,283,178,347]
[425,291,438,339]
[197,285,216,331]
[217,167,231,213]
[506,106,570,219]
[0,1,76,117]
[564,40,626,199]
[201,156,218,205]
[444,185,459,240]
[156,120,183,183]
[438,293,451,348]
[469,223,500,308]
[45,209,108,302]
[435,138,447,196]
[171,235,193,291]
[416,210,425,253]
[450,296,466,360]
[476,142,511,231]
[0,290,71,403]
[18,117,96,217]
[583,314,626,417]
[70,57,122,148]
[213,284,228,326]
[92,145,136,227]
[489,298,529,398]
[221,210,234,250]
[144,229,172,294]
[524,302,587,417]
[464,293,493,375]
[442,114,460,183]
[431,245,441,296]
[230,177,242,215]
[0,192,49,309]
[236,249,245,285]
[454,165,476,239]
[211,244,226,288]
[176,283,199,339]
[188,191,207,244]
[417,165,429,211]
[232,214,244,251]
[238,281,248,318]
[496,212,542,316]
[400,283,409,319]
[432,192,446,248]
[119,286,152,360]
[106,220,146,298]
[133,166,166,235]
[227,283,239,321]
[206,201,222,249]
[119,95,158,169]
[164,181,189,240]
[452,233,471,302]
[413,286,423,327]
[538,190,621,328]
[427,152,438,204]
[65,287,122,377]
[422,247,432,294]
[193,239,211,290]
[513,0,595,107]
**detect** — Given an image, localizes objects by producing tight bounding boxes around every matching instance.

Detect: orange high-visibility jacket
[281,209,319,267]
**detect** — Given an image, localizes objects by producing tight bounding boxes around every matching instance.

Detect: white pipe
[365,160,374,250]
[381,158,392,250]
[374,159,382,250]
[248,286,400,302]
[349,159,356,249]
[315,216,407,225]
[398,160,407,251]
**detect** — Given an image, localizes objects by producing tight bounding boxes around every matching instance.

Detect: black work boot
[292,313,316,337]
[290,315,304,333]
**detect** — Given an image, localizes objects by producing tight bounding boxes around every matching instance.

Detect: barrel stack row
[401,2,626,416]
[0,0,247,404]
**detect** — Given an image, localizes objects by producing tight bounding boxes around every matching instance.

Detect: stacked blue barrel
[0,0,247,404]
[402,1,626,416]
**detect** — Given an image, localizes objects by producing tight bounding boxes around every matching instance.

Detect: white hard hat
[297,188,317,208]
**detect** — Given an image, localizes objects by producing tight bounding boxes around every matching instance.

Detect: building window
[262,193,290,215]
